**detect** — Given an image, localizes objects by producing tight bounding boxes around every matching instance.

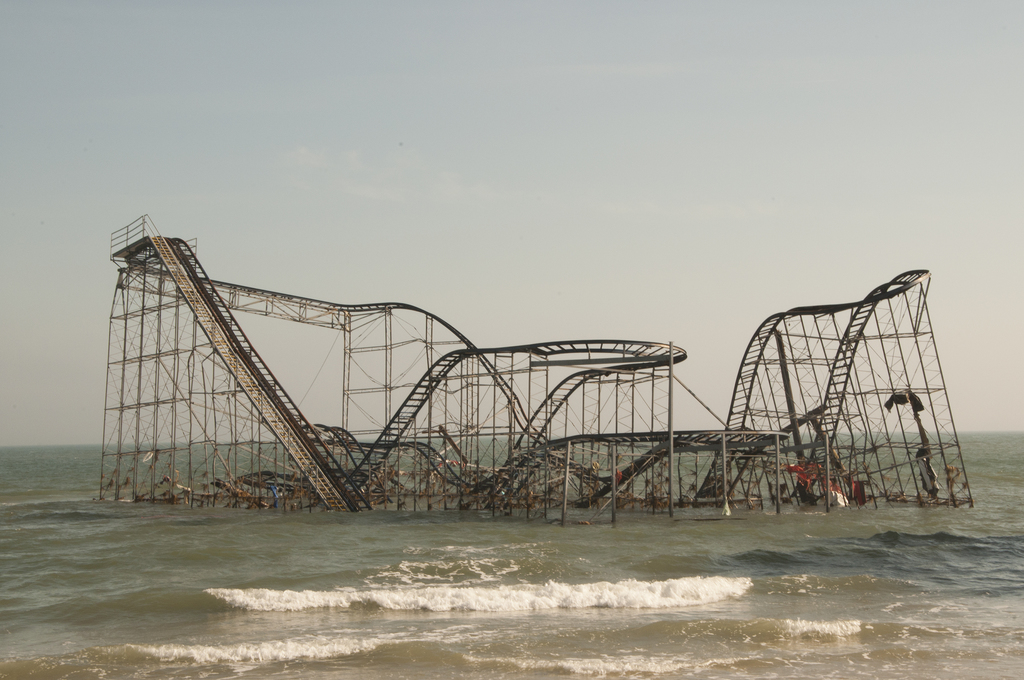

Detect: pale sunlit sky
[1,1,1022,446]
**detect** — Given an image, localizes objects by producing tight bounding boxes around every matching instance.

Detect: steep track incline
[149,236,370,511]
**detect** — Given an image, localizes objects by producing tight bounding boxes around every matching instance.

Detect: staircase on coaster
[148,235,370,511]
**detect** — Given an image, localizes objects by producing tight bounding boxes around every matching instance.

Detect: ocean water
[1,432,1023,679]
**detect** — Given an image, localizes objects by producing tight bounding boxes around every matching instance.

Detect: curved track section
[722,270,969,506]
[513,343,685,451]
[367,341,681,467]
[726,270,930,438]
[357,341,684,500]
[211,279,478,347]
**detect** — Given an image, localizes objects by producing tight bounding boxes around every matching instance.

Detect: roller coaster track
[727,315,784,431]
[148,236,370,511]
[210,278,478,345]
[726,271,930,445]
[499,434,674,506]
[106,218,968,513]
[356,344,575,475]
[357,341,680,480]
[351,347,527,486]
[315,425,367,468]
[503,430,773,507]
[361,342,682,501]
[202,278,532,486]
[513,342,683,451]
[514,369,611,450]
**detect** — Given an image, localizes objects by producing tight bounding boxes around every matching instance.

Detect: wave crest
[130,637,379,663]
[206,576,751,613]
[780,618,861,637]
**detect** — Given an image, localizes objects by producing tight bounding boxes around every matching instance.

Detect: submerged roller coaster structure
[100,216,972,516]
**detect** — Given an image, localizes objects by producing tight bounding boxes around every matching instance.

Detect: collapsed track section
[101,216,970,513]
[725,270,971,508]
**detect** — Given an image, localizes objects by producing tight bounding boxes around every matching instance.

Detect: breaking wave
[130,637,380,663]
[487,653,740,676]
[206,576,752,612]
[780,618,861,637]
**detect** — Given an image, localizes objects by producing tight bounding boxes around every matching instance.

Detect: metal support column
[668,341,674,518]
[561,444,571,527]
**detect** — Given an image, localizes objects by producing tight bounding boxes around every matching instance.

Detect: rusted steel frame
[210,279,476,346]
[774,330,803,448]
[162,237,369,510]
[912,288,971,505]
[727,271,931,432]
[517,345,685,451]
[367,341,680,468]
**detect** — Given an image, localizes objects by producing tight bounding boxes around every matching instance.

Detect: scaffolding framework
[100,216,971,515]
[725,270,971,508]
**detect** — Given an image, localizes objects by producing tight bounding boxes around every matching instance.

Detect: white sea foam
[780,618,862,637]
[206,576,751,613]
[368,557,521,585]
[130,637,381,663]
[514,655,688,675]
[487,654,743,676]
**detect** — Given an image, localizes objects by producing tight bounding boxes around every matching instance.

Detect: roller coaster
[100,216,972,516]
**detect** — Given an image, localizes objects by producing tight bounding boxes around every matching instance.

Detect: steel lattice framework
[725,270,971,507]
[100,217,971,515]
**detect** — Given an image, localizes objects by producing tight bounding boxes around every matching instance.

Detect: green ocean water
[2,432,1023,679]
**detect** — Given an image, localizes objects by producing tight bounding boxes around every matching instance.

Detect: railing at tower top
[144,233,370,511]
[110,217,149,260]
[111,215,196,262]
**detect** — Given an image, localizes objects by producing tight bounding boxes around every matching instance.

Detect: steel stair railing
[149,236,369,511]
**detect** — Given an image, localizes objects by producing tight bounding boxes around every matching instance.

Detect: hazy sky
[1,1,1022,446]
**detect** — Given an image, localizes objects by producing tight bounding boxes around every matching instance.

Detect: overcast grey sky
[1,1,1022,445]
